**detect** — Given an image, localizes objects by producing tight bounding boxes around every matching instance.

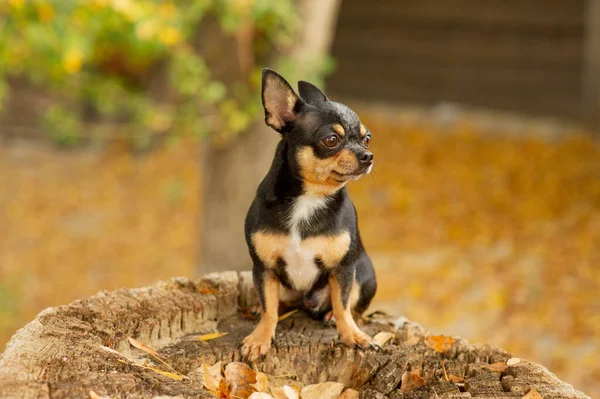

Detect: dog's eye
[363,135,371,148]
[322,135,339,148]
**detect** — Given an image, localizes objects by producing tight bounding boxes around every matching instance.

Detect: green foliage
[0,0,328,147]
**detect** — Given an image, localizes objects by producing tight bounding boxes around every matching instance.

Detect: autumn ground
[1,111,599,397]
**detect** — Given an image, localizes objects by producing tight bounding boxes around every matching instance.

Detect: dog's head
[261,68,373,197]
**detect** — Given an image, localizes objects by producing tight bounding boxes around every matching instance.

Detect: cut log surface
[0,272,590,399]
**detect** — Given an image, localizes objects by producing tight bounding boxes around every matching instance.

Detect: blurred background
[0,0,599,396]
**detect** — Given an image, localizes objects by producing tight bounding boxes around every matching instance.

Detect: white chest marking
[283,195,329,291]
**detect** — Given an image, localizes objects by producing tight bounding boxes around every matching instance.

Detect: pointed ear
[298,81,328,105]
[262,69,302,133]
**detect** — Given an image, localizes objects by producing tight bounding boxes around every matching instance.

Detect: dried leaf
[301,382,345,399]
[251,371,269,392]
[249,393,275,399]
[147,366,183,381]
[338,388,359,399]
[198,288,218,295]
[224,361,257,399]
[425,335,455,353]
[186,332,229,341]
[89,391,111,399]
[203,363,223,394]
[278,309,298,321]
[271,387,287,399]
[218,378,231,398]
[485,362,508,373]
[448,374,464,383]
[400,371,427,393]
[373,331,395,347]
[128,337,163,359]
[522,388,543,399]
[507,357,521,366]
[283,385,300,399]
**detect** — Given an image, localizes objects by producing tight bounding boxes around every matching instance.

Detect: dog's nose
[359,151,374,165]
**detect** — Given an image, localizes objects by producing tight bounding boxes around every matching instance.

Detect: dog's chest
[282,196,328,290]
[251,195,352,292]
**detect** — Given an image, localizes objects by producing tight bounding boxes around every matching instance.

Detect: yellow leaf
[62,48,83,74]
[147,366,183,381]
[251,371,268,392]
[283,385,300,399]
[203,363,222,394]
[373,331,395,347]
[425,335,455,353]
[338,388,359,399]
[127,337,163,359]
[249,393,275,399]
[186,332,229,341]
[485,362,508,373]
[507,357,521,366]
[278,309,298,321]
[89,391,111,399]
[301,382,344,399]
[522,388,543,399]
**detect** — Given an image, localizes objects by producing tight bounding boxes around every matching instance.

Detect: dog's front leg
[329,270,377,349]
[242,267,279,361]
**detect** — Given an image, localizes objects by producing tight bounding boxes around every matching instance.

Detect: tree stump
[0,272,590,399]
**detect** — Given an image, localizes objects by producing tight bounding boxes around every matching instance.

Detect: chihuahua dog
[241,69,378,361]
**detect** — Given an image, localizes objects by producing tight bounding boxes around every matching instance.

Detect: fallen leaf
[218,378,231,398]
[338,388,359,399]
[147,366,183,381]
[485,362,508,373]
[400,371,427,392]
[373,331,395,347]
[252,371,269,392]
[271,387,287,399]
[301,382,345,399]
[198,288,218,295]
[185,332,229,341]
[448,374,464,383]
[89,391,111,399]
[128,337,163,359]
[507,357,521,366]
[203,363,223,394]
[283,385,300,399]
[441,360,449,381]
[224,362,257,399]
[249,393,275,399]
[425,335,455,353]
[522,388,543,399]
[278,309,298,321]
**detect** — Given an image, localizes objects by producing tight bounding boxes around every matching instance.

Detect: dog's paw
[323,311,336,327]
[339,328,380,351]
[241,329,273,361]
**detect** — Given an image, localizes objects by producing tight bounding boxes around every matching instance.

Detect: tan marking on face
[296,147,360,197]
[303,231,351,268]
[332,123,345,137]
[251,231,290,268]
[360,124,367,138]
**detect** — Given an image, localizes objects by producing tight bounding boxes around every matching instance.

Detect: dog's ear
[262,69,302,133]
[298,81,328,105]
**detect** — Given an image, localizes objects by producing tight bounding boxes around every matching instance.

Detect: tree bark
[198,0,342,274]
[0,271,590,399]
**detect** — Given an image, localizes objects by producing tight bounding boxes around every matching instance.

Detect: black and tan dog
[241,69,378,361]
